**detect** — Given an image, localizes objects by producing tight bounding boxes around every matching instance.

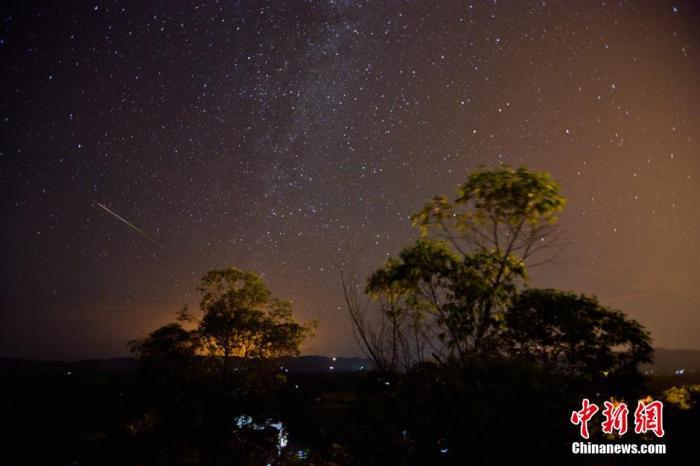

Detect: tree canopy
[131,267,316,384]
[347,166,652,381]
[503,288,653,380]
[195,268,316,363]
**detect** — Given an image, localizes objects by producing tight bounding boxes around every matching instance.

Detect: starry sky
[1,1,698,360]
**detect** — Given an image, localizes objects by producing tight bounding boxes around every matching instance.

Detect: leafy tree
[357,166,565,366]
[352,165,653,383]
[342,262,427,372]
[502,288,653,385]
[411,165,566,265]
[128,323,198,363]
[128,322,200,391]
[127,268,317,464]
[184,267,317,382]
[365,238,522,364]
[128,322,202,456]
[409,166,566,350]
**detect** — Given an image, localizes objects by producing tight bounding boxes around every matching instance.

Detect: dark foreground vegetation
[1,356,699,466]
[4,167,699,465]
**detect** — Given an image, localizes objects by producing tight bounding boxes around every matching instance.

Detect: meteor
[95,202,148,237]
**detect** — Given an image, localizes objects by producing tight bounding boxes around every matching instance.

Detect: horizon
[4,346,700,363]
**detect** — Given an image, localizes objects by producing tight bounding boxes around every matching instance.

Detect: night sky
[1,1,698,360]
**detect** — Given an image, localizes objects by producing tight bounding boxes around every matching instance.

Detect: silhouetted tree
[128,322,199,391]
[129,323,198,363]
[366,237,529,365]
[503,288,653,389]
[128,268,318,465]
[183,267,317,385]
[341,263,427,372]
[349,166,566,368]
[411,166,566,264]
[338,166,658,464]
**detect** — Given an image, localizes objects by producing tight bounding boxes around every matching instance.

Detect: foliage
[663,384,700,410]
[502,288,653,385]
[123,267,319,464]
[411,165,565,261]
[341,263,426,372]
[128,323,198,363]
[365,238,527,363]
[355,166,566,367]
[187,267,317,375]
[349,165,653,400]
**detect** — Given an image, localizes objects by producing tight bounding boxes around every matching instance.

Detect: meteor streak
[95,202,148,237]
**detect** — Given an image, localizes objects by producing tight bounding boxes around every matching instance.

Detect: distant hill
[0,357,137,375]
[1,348,698,376]
[282,355,372,373]
[641,348,700,374]
[0,355,371,375]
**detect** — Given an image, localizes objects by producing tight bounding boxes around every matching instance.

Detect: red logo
[601,401,629,435]
[634,399,665,438]
[570,398,664,438]
[570,398,599,439]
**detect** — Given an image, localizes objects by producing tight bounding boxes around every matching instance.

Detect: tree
[128,322,200,389]
[185,267,317,383]
[410,166,566,351]
[411,166,566,264]
[341,263,427,372]
[129,323,198,363]
[355,166,566,367]
[502,288,653,384]
[339,166,654,463]
[351,165,654,383]
[128,322,202,451]
[364,238,516,364]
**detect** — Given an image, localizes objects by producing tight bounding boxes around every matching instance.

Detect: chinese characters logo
[571,398,664,439]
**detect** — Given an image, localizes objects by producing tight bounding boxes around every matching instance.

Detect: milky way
[1,1,698,359]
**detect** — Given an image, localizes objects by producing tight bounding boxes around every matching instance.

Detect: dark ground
[1,351,698,465]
